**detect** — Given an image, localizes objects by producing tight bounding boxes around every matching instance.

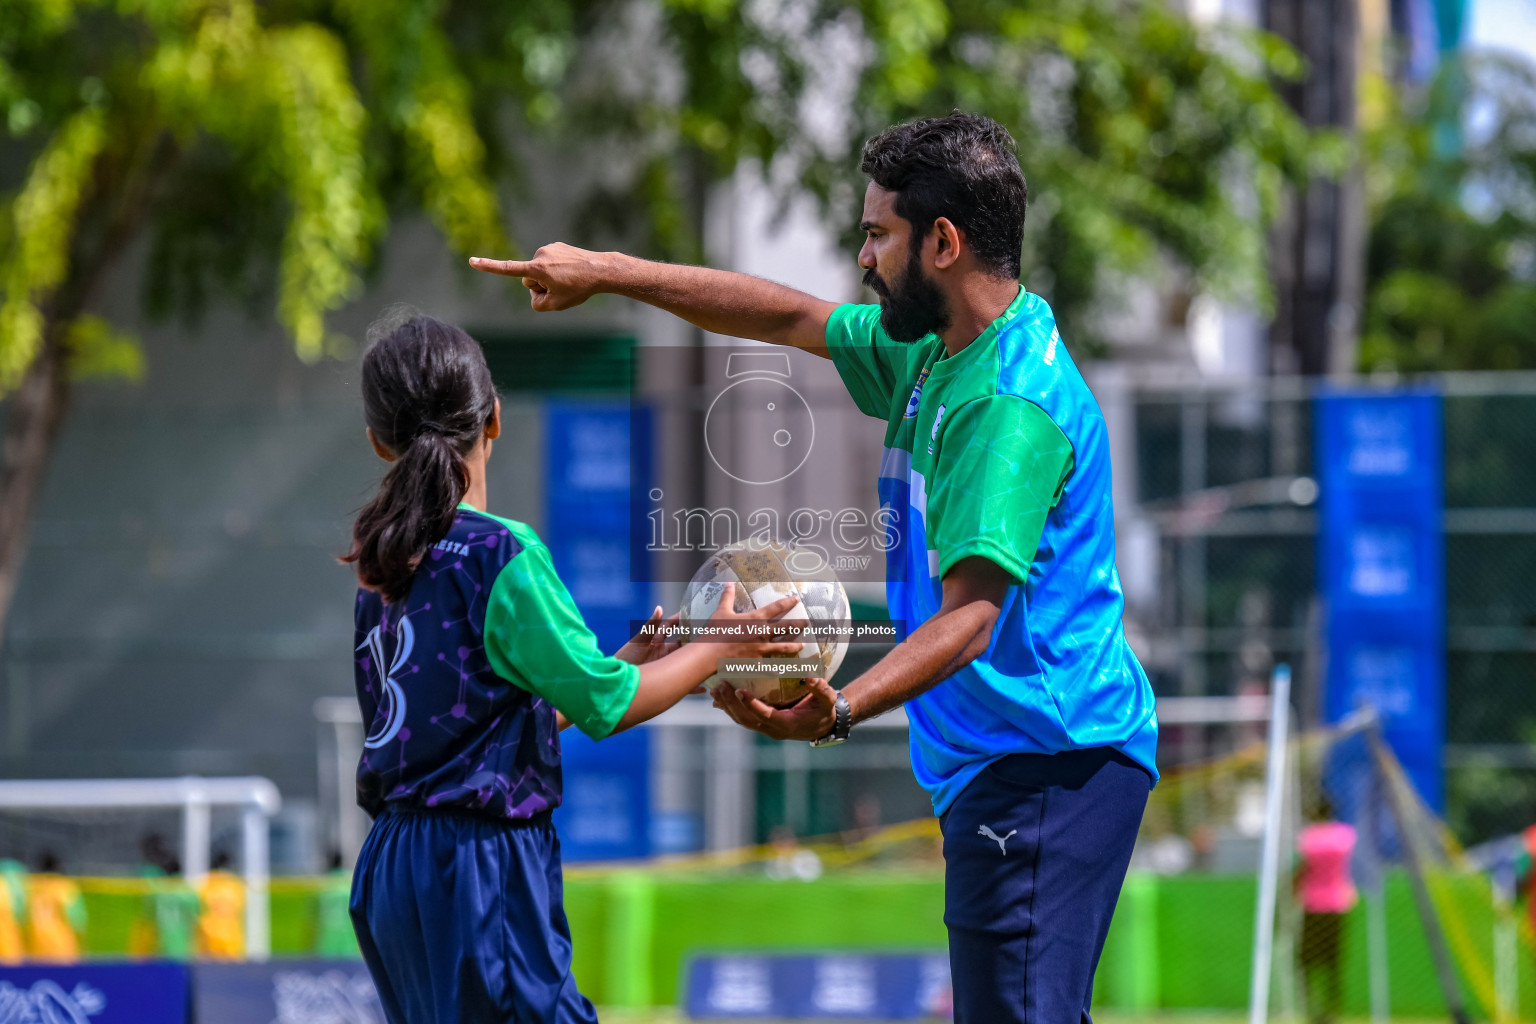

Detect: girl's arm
[484,539,803,739]
[547,601,723,731]
[553,630,779,732]
[609,587,804,733]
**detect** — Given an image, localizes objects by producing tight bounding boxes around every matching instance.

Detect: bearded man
[472,110,1158,1024]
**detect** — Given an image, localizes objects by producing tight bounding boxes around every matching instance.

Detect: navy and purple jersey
[352,503,639,820]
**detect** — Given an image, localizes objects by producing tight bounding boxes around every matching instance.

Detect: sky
[1469,0,1536,59]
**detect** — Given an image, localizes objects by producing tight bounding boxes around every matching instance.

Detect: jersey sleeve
[825,303,905,418]
[927,395,1075,583]
[482,541,639,741]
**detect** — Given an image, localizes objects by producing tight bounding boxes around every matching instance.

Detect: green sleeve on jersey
[482,539,639,741]
[928,395,1075,583]
[826,303,904,418]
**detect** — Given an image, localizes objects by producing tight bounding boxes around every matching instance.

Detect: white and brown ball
[680,538,851,707]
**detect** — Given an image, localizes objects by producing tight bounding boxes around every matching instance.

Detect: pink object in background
[1297,822,1359,914]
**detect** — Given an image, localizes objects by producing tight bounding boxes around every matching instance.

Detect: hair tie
[414,420,449,439]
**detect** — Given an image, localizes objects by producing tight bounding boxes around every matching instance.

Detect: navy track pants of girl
[350,805,599,1024]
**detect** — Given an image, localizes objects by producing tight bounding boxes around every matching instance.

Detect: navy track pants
[941,747,1151,1024]
[350,806,598,1024]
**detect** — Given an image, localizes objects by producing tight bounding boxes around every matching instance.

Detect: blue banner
[191,960,381,1024]
[1316,389,1445,809]
[544,401,653,861]
[0,962,188,1023]
[543,401,653,652]
[684,953,952,1020]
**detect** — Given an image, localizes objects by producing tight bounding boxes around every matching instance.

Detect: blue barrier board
[0,962,188,1023]
[191,960,381,1024]
[684,953,951,1020]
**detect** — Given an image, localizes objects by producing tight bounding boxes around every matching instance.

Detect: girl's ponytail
[342,309,497,603]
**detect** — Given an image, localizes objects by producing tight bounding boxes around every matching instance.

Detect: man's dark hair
[860,111,1026,280]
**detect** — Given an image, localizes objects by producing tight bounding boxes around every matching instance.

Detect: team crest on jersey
[903,368,931,419]
[928,403,947,454]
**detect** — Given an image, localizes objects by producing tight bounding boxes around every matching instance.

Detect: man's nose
[857,242,876,270]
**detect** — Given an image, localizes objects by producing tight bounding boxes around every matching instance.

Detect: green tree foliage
[0,0,531,636]
[826,0,1318,342]
[578,0,1318,347]
[0,0,1318,639]
[0,0,1319,388]
[1361,52,1536,372]
[0,0,510,376]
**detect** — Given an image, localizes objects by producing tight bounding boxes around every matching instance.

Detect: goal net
[1256,717,1533,1023]
[0,777,280,959]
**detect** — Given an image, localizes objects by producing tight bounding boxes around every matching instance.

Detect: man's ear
[367,427,397,463]
[933,217,963,271]
[486,397,502,441]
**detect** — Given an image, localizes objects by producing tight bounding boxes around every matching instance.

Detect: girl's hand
[614,606,682,665]
[704,582,805,661]
[607,585,804,734]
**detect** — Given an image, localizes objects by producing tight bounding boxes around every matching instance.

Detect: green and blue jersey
[353,505,638,819]
[827,288,1159,815]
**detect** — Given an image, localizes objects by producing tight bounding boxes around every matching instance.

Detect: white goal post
[0,776,281,959]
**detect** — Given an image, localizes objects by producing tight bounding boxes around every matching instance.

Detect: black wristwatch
[810,691,852,747]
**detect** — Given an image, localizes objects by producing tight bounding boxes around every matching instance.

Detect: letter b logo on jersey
[359,615,414,748]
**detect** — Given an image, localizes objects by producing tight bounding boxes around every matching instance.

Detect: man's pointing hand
[469,243,615,312]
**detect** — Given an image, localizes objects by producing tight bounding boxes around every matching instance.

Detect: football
[679,537,851,707]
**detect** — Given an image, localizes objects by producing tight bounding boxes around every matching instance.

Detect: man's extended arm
[470,243,838,356]
[710,556,1014,742]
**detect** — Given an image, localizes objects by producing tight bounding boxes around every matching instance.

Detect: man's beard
[864,238,951,343]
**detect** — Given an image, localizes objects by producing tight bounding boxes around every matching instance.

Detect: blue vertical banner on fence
[1316,389,1445,810]
[544,401,653,860]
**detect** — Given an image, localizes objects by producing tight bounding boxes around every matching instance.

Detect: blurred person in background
[764,825,824,882]
[472,110,1158,1024]
[129,832,198,960]
[315,850,360,958]
[1518,822,1536,963]
[1295,803,1357,1024]
[196,850,245,960]
[0,859,25,964]
[841,792,883,848]
[26,851,85,962]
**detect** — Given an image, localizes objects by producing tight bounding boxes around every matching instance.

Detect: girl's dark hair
[342,307,497,603]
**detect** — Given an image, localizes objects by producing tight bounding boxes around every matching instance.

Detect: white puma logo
[978,824,1017,856]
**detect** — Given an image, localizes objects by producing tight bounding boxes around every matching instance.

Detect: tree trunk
[0,332,71,656]
[1264,0,1361,377]
[0,130,170,663]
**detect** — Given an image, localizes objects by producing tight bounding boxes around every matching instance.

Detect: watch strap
[811,691,852,747]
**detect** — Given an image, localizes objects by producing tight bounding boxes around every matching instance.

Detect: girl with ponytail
[342,309,802,1023]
